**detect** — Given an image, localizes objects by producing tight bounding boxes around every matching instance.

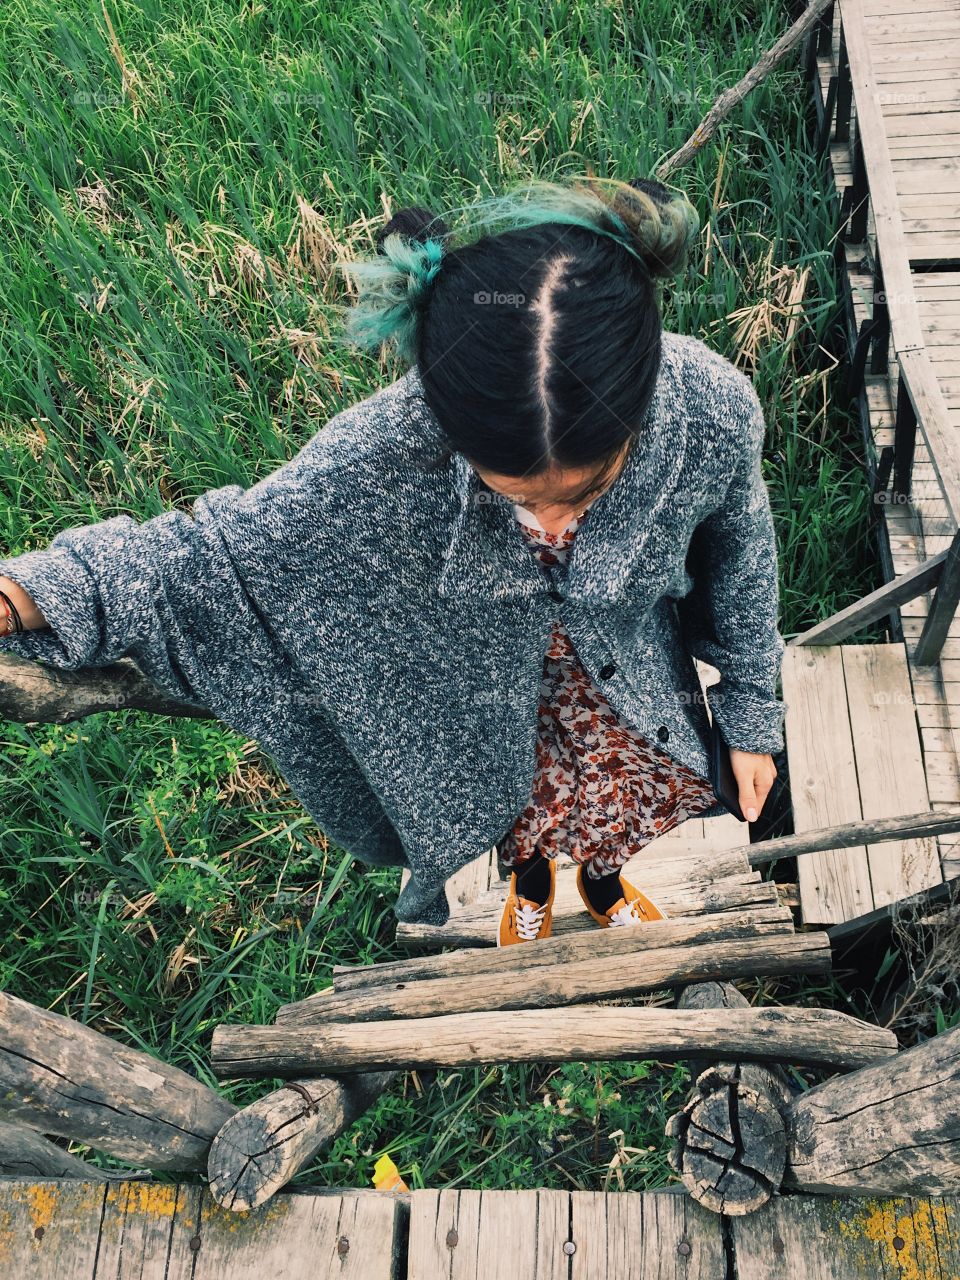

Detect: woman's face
[470,440,631,534]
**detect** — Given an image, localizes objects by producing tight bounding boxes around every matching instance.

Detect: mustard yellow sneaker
[576,863,666,927]
[497,857,557,945]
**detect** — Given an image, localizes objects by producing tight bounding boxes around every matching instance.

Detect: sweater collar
[434,353,688,603]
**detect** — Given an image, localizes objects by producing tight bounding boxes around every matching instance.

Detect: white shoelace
[514,901,548,940]
[608,897,652,927]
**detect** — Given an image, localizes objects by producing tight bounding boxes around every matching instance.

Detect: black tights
[514,850,625,911]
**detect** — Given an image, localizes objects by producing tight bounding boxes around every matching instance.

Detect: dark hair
[341,176,699,482]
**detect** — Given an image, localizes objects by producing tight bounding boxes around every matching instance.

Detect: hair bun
[336,206,451,364]
[375,206,451,254]
[592,177,700,279]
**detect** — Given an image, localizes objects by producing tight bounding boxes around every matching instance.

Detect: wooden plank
[781,646,872,924]
[731,1194,960,1277]
[0,1180,107,1276]
[882,91,960,115]
[864,0,960,14]
[0,1179,403,1279]
[884,110,960,137]
[834,2,924,340]
[570,1190,728,1278]
[327,907,795,992]
[868,41,960,64]
[899,350,960,523]
[894,169,960,195]
[406,1189,568,1280]
[94,1181,196,1279]
[180,1185,401,1280]
[866,27,960,46]
[405,1189,729,1279]
[842,645,942,904]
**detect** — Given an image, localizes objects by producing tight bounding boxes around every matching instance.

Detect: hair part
[335,175,700,479]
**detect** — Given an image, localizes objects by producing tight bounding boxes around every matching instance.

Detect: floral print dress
[497,503,720,882]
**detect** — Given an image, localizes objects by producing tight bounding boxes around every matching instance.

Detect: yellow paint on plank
[837,1196,959,1280]
[108,1181,179,1217]
[198,1191,292,1232]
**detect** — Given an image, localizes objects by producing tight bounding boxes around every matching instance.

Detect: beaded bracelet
[0,587,23,636]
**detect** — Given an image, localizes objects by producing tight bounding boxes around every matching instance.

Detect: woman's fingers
[730,750,777,822]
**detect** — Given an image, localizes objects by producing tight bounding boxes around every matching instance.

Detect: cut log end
[207,1072,397,1212]
[666,1067,787,1215]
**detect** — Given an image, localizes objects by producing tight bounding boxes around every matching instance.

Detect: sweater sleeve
[674,373,787,754]
[0,440,330,713]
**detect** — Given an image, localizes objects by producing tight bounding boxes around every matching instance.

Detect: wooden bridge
[1,1178,959,1278]
[4,0,960,1274]
[794,0,960,928]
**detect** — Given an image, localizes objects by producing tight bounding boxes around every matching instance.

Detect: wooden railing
[792,0,960,663]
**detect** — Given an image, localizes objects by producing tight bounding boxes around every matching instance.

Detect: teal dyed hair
[336,233,446,364]
[335,175,700,363]
[439,176,699,278]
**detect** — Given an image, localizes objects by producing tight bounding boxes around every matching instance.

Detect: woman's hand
[729,749,777,823]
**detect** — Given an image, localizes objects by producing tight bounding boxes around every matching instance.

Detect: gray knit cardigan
[0,331,786,927]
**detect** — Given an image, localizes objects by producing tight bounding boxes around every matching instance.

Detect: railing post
[846,315,883,401]
[892,371,918,502]
[817,75,839,158]
[834,20,852,142]
[914,527,960,666]
[849,124,870,242]
[870,259,890,375]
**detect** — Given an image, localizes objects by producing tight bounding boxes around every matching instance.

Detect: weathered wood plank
[842,645,942,904]
[210,1006,898,1077]
[781,646,872,924]
[0,1180,108,1276]
[396,877,782,950]
[0,1179,404,1278]
[405,1188,729,1279]
[730,1192,960,1277]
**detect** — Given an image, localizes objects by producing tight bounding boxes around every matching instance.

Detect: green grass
[0,0,894,1191]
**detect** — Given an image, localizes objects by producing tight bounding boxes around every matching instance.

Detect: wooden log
[665,982,796,1216]
[397,876,783,950]
[276,934,832,1027]
[211,1005,898,1078]
[0,990,235,1170]
[784,1022,960,1195]
[328,906,796,994]
[0,1119,113,1180]
[208,1071,397,1211]
[0,652,214,724]
[746,809,960,868]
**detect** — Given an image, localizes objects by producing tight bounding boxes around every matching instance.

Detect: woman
[0,174,784,943]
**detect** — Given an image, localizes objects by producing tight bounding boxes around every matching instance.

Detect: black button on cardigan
[657,725,670,742]
[599,663,616,679]
[548,589,565,603]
